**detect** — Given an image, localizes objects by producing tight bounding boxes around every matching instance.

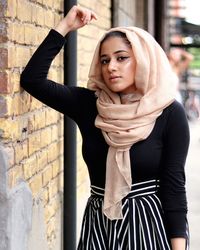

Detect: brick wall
[0,0,112,247]
[0,0,64,249]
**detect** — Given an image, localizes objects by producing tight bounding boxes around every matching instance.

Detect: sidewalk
[186,121,200,250]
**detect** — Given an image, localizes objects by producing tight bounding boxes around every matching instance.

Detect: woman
[20,5,190,250]
[167,48,193,104]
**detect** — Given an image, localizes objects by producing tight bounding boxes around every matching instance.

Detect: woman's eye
[118,56,128,61]
[100,59,109,65]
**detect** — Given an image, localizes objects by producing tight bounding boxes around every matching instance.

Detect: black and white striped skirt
[77,179,182,249]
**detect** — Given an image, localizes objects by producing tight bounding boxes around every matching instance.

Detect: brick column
[0,0,64,249]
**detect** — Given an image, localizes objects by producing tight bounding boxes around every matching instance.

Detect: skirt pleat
[77,180,183,250]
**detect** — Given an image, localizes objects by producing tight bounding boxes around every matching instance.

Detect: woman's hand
[171,238,186,250]
[55,5,97,36]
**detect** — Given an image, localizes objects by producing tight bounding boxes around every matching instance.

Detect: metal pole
[63,0,77,249]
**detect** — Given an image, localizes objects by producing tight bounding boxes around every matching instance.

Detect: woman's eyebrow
[100,50,129,58]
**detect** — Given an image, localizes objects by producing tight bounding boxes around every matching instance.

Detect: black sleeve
[20,29,85,121]
[161,101,190,239]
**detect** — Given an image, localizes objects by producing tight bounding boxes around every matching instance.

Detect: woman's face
[100,36,136,94]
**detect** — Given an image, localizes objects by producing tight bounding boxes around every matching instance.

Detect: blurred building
[167,0,200,48]
[166,0,200,101]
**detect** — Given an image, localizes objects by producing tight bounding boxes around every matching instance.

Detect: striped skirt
[77,180,171,250]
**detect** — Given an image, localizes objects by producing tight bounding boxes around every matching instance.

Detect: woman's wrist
[54,19,71,37]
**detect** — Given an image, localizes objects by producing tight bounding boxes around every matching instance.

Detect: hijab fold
[87,27,176,220]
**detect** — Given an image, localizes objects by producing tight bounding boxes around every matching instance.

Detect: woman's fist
[55,5,97,36]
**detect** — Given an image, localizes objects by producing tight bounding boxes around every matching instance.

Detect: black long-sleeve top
[20,29,190,239]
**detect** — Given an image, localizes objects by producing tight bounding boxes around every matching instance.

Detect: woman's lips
[109,76,121,81]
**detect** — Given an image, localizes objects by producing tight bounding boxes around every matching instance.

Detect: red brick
[0,72,10,94]
[0,22,7,42]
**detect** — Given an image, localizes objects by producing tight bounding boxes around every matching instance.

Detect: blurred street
[186,121,200,250]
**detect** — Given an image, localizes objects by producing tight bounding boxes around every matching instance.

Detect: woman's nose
[108,59,117,71]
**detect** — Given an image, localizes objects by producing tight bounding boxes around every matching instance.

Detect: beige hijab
[87,27,176,220]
